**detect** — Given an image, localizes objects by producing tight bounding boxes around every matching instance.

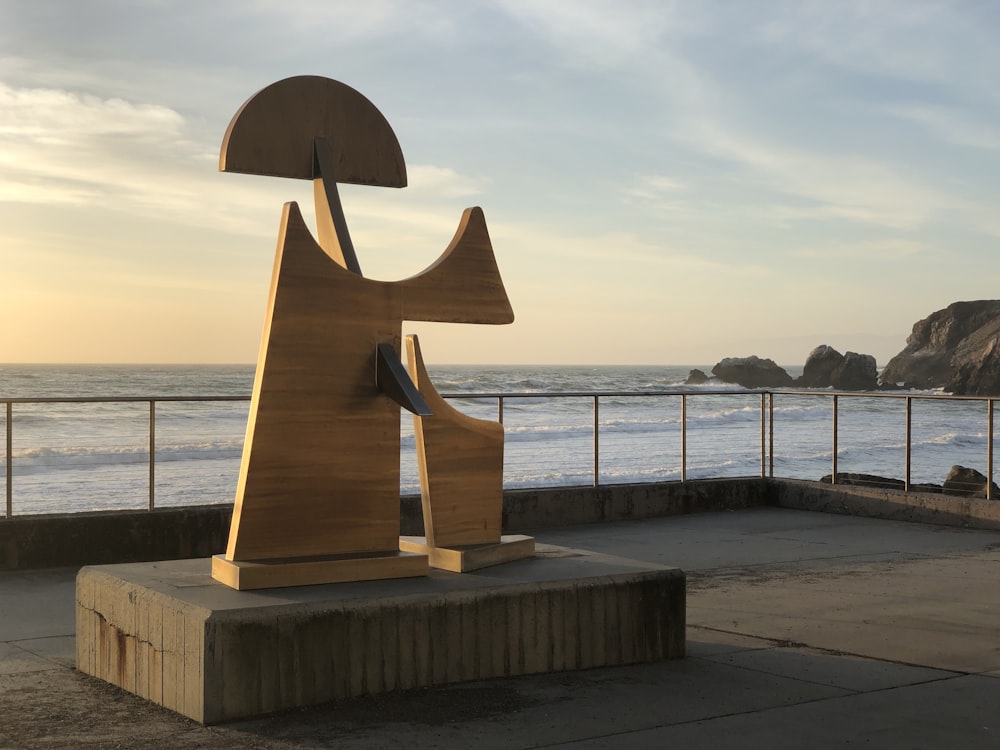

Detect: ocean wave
[11,440,244,475]
[501,469,596,488]
[770,402,833,420]
[496,396,554,408]
[921,431,986,448]
[601,416,680,432]
[687,405,761,425]
[504,423,592,442]
[879,431,987,451]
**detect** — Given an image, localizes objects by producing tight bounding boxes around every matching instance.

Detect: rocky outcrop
[799,346,878,390]
[943,323,1000,395]
[711,356,793,388]
[881,300,1000,394]
[819,473,906,490]
[831,352,878,390]
[799,345,843,387]
[685,368,709,385]
[818,465,1000,498]
[819,473,941,493]
[941,465,1000,498]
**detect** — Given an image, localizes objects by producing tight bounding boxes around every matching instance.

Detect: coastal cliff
[882,300,1000,395]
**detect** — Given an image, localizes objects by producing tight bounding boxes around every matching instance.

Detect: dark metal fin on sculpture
[376,342,432,416]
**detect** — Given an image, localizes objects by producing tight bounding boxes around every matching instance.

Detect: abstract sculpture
[75,77,681,724]
[211,76,526,589]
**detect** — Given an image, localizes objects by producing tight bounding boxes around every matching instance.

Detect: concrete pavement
[1,506,998,748]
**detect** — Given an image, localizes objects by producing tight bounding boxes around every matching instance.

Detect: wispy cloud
[497,0,685,69]
[753,0,1000,91]
[407,165,487,198]
[0,79,490,262]
[492,219,771,280]
[623,174,687,201]
[793,238,928,261]
[0,83,183,139]
[0,82,199,209]
[884,104,1000,152]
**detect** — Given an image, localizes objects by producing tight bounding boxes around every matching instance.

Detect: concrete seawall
[2,477,998,570]
[774,477,1000,530]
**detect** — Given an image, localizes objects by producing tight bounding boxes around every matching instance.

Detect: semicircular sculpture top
[220,75,407,187]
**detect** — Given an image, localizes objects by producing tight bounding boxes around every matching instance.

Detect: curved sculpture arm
[400,208,514,325]
[406,334,504,548]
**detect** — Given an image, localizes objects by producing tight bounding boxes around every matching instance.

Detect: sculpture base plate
[399,534,535,572]
[211,550,428,590]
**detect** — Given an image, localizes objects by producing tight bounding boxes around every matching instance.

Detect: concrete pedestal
[76,545,685,724]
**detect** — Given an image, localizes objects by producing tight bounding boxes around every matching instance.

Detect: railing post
[768,393,774,478]
[593,395,600,487]
[760,393,767,478]
[831,395,838,483]
[680,394,687,482]
[905,396,912,492]
[5,402,11,520]
[149,400,156,511]
[988,399,994,501]
[497,396,504,424]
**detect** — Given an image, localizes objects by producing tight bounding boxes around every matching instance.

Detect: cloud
[0,177,97,206]
[0,79,492,264]
[491,219,771,281]
[624,174,686,201]
[0,83,183,139]
[406,164,487,198]
[496,0,683,68]
[793,238,927,261]
[752,0,1000,90]
[884,104,1000,153]
[668,117,968,231]
[489,3,993,234]
[0,82,200,209]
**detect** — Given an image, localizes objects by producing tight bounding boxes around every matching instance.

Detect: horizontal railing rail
[1,389,996,518]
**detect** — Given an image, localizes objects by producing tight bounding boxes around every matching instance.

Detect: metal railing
[1,389,996,518]
[768,389,996,498]
[2,395,248,518]
[456,389,998,497]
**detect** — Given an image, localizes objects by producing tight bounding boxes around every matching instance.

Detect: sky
[2,1,1000,367]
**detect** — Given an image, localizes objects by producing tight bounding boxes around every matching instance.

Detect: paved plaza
[1,507,998,748]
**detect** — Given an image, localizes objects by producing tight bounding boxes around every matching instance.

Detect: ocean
[0,364,993,516]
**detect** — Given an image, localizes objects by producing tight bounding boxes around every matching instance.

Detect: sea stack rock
[711,356,793,388]
[800,345,843,387]
[882,300,1000,394]
[685,368,709,385]
[830,352,878,390]
[800,345,878,390]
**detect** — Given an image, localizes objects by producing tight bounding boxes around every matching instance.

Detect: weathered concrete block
[76,547,685,724]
